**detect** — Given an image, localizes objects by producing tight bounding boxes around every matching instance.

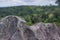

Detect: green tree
[56,0,60,6]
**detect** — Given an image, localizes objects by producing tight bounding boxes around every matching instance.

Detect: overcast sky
[0,0,57,7]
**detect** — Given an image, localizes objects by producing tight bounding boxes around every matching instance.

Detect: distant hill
[0,6,57,17]
[0,6,60,26]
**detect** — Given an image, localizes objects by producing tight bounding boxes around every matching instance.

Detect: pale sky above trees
[0,0,57,7]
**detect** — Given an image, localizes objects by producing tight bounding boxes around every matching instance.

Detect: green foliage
[0,6,60,26]
[56,0,60,6]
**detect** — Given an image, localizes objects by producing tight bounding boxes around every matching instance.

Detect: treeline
[0,6,60,26]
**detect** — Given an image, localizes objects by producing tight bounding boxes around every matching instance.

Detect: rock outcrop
[0,15,37,40]
[0,15,60,40]
[30,23,60,40]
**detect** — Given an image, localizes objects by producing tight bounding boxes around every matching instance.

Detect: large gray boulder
[0,15,37,40]
[30,23,60,40]
[0,15,60,40]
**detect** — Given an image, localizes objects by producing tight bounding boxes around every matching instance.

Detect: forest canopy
[0,0,60,26]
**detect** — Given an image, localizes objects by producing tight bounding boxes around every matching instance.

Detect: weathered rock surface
[30,23,60,40]
[0,15,37,40]
[0,15,60,40]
